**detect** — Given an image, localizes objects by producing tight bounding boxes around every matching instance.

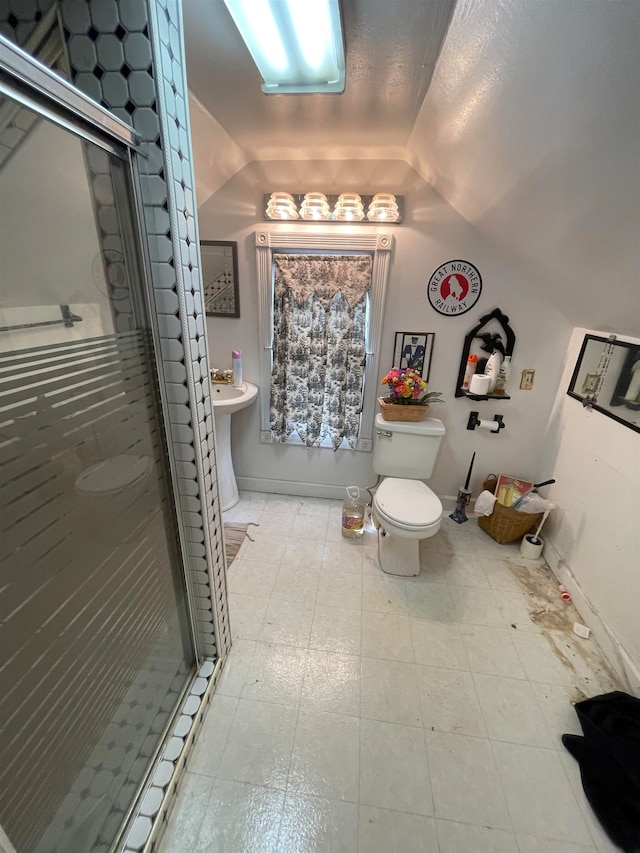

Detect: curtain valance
[273,254,373,309]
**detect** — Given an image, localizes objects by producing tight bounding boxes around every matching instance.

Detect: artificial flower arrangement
[380,367,444,406]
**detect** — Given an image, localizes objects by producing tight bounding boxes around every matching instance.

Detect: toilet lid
[375,478,442,527]
[75,455,152,495]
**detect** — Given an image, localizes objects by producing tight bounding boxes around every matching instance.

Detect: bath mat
[223,522,258,566]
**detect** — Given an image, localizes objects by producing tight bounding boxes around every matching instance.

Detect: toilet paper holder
[467,411,505,433]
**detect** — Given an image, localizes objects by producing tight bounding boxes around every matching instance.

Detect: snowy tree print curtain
[270,254,373,449]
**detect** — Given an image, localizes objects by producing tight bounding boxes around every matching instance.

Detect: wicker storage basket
[378,397,429,422]
[477,475,543,544]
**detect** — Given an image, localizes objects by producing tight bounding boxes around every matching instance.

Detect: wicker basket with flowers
[378,368,444,422]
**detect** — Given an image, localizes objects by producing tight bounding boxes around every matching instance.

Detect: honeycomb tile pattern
[128,660,224,853]
[59,1,229,848]
[1,1,230,851]
[82,142,135,332]
[36,658,221,853]
[0,0,57,47]
[34,648,193,853]
[145,0,231,665]
[1,0,227,664]
[55,0,229,666]
[0,0,62,169]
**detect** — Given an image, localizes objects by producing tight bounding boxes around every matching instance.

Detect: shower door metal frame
[0,33,215,853]
[0,33,140,152]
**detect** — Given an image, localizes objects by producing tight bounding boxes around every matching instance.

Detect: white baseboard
[236,477,348,500]
[544,539,640,694]
[237,477,459,507]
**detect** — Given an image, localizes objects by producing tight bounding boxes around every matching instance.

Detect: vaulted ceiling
[182,0,640,336]
[183,0,456,162]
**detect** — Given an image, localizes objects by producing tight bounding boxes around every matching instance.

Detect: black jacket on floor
[562,691,640,853]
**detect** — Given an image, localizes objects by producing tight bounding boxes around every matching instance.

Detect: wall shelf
[464,392,511,401]
[456,307,516,399]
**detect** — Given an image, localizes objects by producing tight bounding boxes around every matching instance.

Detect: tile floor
[160,492,622,853]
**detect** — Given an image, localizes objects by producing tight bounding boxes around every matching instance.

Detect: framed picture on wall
[393,332,435,380]
[201,240,240,317]
[581,373,601,395]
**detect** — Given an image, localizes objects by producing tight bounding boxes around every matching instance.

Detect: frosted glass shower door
[0,99,195,851]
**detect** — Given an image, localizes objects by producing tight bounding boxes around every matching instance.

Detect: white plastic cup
[520,533,544,560]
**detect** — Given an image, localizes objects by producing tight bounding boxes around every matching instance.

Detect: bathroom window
[256,231,394,450]
[271,252,371,449]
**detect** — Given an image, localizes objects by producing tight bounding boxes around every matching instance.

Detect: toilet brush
[520,510,551,559]
[449,452,475,524]
[529,509,550,545]
[450,487,472,523]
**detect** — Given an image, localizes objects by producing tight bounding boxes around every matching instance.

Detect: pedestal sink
[210,381,258,511]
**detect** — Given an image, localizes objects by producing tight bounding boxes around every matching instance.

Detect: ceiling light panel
[223,0,345,94]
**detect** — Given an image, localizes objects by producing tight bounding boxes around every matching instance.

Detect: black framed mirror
[201,240,240,317]
[567,334,640,433]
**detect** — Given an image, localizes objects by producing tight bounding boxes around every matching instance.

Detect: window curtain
[271,254,373,450]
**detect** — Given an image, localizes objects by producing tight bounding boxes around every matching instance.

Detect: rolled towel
[474,489,498,517]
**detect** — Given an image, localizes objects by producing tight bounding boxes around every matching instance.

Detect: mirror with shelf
[567,334,640,433]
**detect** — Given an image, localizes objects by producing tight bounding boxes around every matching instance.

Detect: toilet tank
[373,414,445,479]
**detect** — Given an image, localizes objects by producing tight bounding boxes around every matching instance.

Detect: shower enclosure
[0,41,201,853]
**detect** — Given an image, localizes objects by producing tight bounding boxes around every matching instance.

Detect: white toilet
[372,414,445,576]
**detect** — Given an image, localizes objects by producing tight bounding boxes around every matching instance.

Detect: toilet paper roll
[469,374,491,395]
[477,418,500,431]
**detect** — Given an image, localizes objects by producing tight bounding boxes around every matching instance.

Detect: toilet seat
[373,478,442,533]
[75,454,152,496]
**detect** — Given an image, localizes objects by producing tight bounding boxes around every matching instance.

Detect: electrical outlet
[520,369,535,390]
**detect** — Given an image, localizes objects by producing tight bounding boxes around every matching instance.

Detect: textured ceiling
[182,0,456,161]
[408,0,640,335]
[183,0,640,336]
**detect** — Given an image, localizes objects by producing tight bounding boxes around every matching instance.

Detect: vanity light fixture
[263,193,403,223]
[299,192,331,220]
[222,0,345,94]
[334,193,365,221]
[366,193,400,222]
[265,192,299,220]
